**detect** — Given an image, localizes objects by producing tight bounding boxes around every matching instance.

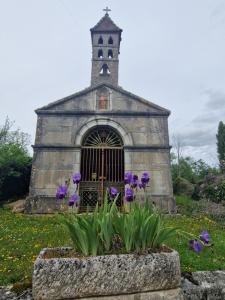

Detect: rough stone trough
[32,247,183,300]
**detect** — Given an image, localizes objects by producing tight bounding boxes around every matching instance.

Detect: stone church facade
[26,11,175,213]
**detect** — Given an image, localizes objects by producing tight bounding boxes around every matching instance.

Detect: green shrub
[0,117,32,201]
[114,202,176,252]
[0,144,32,201]
[62,195,118,256]
[203,181,225,203]
[61,195,177,256]
[173,177,195,197]
[175,195,200,216]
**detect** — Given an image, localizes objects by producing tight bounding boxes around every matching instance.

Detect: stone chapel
[26,10,175,213]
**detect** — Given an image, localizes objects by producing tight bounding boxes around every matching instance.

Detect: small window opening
[98,36,103,44]
[108,36,113,44]
[108,49,113,58]
[98,49,103,58]
[100,64,110,75]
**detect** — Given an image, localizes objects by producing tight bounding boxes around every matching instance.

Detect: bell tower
[90,7,122,86]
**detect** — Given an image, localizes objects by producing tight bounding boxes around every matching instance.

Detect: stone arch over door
[74,119,133,177]
[75,118,133,147]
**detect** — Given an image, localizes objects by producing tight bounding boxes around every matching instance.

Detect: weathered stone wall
[35,115,169,147]
[29,149,79,197]
[28,86,174,213]
[91,32,120,86]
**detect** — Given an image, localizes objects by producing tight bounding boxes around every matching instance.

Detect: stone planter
[33,247,183,300]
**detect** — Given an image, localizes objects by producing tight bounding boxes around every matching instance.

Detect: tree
[0,117,32,201]
[172,135,184,178]
[0,116,30,150]
[0,144,32,200]
[216,121,225,173]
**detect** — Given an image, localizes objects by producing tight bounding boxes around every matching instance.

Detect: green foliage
[61,196,177,256]
[202,180,225,203]
[1,208,225,285]
[171,155,218,185]
[171,154,219,200]
[0,144,32,201]
[61,194,118,256]
[175,195,201,216]
[114,202,177,252]
[216,121,225,173]
[173,177,194,196]
[0,118,32,201]
[166,214,225,272]
[0,117,30,149]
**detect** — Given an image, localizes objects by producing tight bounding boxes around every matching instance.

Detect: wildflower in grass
[189,240,201,253]
[125,188,134,202]
[141,172,150,184]
[109,187,118,199]
[200,230,210,244]
[56,185,67,199]
[72,172,81,185]
[68,194,79,207]
[124,171,133,185]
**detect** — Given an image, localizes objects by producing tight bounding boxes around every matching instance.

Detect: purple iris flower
[124,171,133,185]
[141,172,150,184]
[200,231,210,244]
[130,175,139,188]
[68,194,79,207]
[72,172,81,185]
[189,240,202,253]
[125,188,134,202]
[109,187,118,198]
[133,174,138,181]
[139,182,146,189]
[56,185,68,200]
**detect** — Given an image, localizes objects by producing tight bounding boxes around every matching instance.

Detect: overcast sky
[1,0,225,165]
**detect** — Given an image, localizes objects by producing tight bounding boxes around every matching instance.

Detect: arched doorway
[79,126,124,210]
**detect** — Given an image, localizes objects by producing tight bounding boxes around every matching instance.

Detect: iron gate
[79,127,124,211]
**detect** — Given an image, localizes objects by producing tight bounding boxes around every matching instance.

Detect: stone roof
[36,83,170,115]
[90,13,122,33]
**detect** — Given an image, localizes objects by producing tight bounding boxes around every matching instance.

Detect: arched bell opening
[108,36,113,44]
[79,125,124,211]
[98,49,103,58]
[99,64,110,75]
[108,49,113,58]
[98,36,103,45]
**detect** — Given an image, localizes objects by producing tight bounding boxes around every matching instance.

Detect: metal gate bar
[80,147,124,210]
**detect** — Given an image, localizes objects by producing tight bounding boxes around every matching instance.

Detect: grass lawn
[0,199,225,286]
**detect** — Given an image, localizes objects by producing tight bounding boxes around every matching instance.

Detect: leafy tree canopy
[0,117,32,201]
[171,154,218,184]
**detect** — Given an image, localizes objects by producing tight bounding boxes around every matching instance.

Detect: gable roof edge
[35,85,98,112]
[112,85,170,114]
[36,83,170,115]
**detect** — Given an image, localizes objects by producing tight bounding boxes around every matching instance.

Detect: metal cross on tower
[103,6,111,14]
